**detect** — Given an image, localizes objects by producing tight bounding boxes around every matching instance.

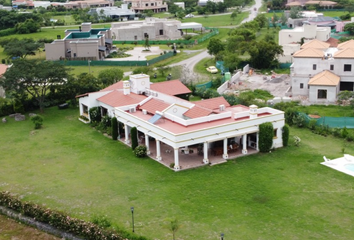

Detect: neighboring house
[290,39,354,103]
[286,0,337,7]
[278,24,331,63]
[12,0,113,9]
[88,4,137,21]
[45,23,112,60]
[77,74,285,171]
[111,17,202,41]
[0,4,13,10]
[198,0,223,6]
[174,2,185,9]
[128,0,168,13]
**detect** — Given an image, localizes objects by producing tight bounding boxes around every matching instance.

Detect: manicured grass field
[182,12,248,27]
[1,106,354,239]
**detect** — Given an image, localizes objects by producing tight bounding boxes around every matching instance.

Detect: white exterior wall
[291,76,310,96]
[279,44,300,63]
[115,108,284,149]
[309,85,338,103]
[45,40,65,60]
[333,58,354,79]
[279,25,330,45]
[70,41,99,59]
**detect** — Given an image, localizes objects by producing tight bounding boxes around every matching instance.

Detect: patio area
[120,136,258,171]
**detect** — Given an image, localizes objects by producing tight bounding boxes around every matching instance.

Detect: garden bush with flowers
[0,191,148,240]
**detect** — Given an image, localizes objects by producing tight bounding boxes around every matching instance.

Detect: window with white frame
[313,64,317,70]
[300,83,304,89]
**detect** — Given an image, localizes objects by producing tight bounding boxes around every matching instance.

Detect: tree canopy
[0,38,41,59]
[0,59,69,112]
[207,38,225,57]
[97,68,124,87]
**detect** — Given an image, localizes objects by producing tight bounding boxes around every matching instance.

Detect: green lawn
[182,12,248,27]
[1,106,354,239]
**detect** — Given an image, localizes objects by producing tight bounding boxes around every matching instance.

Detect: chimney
[219,104,225,111]
[249,104,258,119]
[123,80,130,95]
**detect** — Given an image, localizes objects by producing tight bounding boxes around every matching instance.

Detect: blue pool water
[344,164,354,172]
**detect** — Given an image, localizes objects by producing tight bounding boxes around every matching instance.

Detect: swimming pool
[344,163,354,172]
[321,155,354,177]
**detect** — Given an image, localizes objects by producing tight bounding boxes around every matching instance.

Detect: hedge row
[0,191,149,240]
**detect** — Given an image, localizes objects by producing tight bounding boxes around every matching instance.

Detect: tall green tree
[0,38,41,59]
[248,40,283,69]
[0,59,69,112]
[259,122,274,152]
[97,68,124,87]
[207,38,225,57]
[15,19,40,34]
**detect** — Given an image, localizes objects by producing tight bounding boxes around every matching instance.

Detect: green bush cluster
[282,124,289,147]
[131,127,138,150]
[30,115,43,129]
[0,191,149,240]
[134,145,147,158]
[111,117,118,140]
[259,122,274,152]
[89,107,101,123]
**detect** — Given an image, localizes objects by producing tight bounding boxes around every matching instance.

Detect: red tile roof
[97,90,146,107]
[183,105,213,119]
[139,98,170,114]
[150,80,191,96]
[325,37,339,47]
[0,64,8,77]
[193,97,230,110]
[99,81,123,92]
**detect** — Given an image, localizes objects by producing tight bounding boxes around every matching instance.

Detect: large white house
[291,39,354,103]
[78,74,285,171]
[278,24,331,63]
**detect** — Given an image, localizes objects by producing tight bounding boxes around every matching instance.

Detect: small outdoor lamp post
[220,233,224,240]
[131,207,135,232]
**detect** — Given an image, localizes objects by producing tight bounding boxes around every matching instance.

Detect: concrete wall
[278,44,300,63]
[45,40,65,60]
[291,76,310,96]
[309,85,338,103]
[279,25,330,45]
[70,41,99,59]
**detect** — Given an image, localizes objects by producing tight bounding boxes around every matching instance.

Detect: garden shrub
[91,215,111,228]
[259,122,274,152]
[111,117,118,140]
[134,145,147,158]
[308,119,317,131]
[89,107,101,123]
[282,124,289,147]
[30,115,43,129]
[346,132,354,142]
[131,127,138,150]
[0,191,149,240]
[284,108,297,125]
[341,127,348,138]
[101,115,112,128]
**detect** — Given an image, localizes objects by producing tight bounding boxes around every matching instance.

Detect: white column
[203,142,209,164]
[223,138,228,159]
[242,134,248,154]
[145,133,150,154]
[156,140,161,161]
[124,124,129,144]
[256,132,259,151]
[173,148,180,170]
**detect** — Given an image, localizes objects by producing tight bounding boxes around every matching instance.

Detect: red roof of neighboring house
[150,80,191,96]
[326,37,339,47]
[183,105,213,119]
[193,97,230,110]
[100,81,123,92]
[0,64,8,77]
[139,98,170,114]
[97,90,146,107]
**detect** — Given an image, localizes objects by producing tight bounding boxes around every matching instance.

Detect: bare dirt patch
[0,214,60,240]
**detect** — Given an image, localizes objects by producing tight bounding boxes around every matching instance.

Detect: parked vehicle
[206,66,218,74]
[185,14,194,18]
